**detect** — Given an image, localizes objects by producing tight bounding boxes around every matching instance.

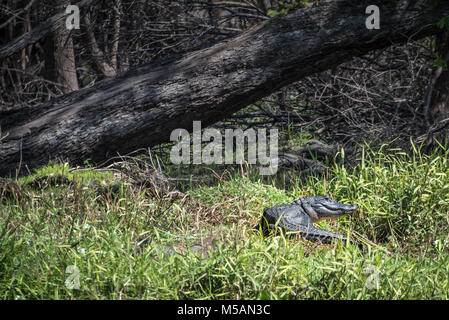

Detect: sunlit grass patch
[1,143,449,299]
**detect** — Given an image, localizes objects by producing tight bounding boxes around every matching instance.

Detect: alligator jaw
[295,195,358,222]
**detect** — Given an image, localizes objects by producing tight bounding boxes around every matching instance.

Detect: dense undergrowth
[1,143,449,299]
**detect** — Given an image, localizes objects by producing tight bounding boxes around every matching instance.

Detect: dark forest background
[1,0,448,155]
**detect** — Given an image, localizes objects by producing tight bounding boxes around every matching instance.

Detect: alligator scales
[261,196,360,248]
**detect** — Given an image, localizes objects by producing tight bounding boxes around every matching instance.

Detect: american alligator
[260,195,362,249]
[135,196,361,259]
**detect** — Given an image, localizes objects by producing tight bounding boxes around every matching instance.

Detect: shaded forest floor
[1,138,449,299]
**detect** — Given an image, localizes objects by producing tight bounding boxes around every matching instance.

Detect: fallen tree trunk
[1,0,449,177]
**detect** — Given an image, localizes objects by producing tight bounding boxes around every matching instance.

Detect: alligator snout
[319,198,357,212]
[293,195,358,222]
[312,202,358,218]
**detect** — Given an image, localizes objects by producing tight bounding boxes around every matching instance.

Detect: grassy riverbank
[1,144,448,299]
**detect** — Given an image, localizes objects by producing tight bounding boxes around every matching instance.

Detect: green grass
[16,162,115,185]
[1,143,449,299]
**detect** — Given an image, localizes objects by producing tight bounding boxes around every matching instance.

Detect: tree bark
[429,30,449,123]
[83,13,117,78]
[43,0,79,93]
[1,0,449,177]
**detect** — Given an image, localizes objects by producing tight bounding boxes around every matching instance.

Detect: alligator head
[293,195,358,223]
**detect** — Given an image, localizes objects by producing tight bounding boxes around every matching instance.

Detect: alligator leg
[265,222,363,251]
[299,226,346,244]
[299,225,364,251]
